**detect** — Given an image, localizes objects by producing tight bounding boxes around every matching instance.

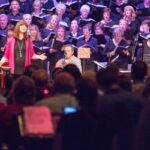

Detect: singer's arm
[0,38,11,66]
[0,57,8,67]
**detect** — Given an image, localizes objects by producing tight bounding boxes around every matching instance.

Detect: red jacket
[3,37,35,74]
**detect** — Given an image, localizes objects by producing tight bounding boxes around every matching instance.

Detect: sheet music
[93,61,107,68]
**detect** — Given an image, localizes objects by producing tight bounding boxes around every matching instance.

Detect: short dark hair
[96,64,119,89]
[32,69,48,87]
[9,76,36,105]
[76,78,98,108]
[54,72,75,94]
[63,64,82,83]
[131,61,147,80]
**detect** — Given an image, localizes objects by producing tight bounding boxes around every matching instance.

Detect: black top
[14,39,26,75]
[57,111,100,150]
[104,38,131,68]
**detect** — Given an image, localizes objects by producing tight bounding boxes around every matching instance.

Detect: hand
[43,38,48,43]
[0,58,8,67]
[49,48,56,54]
[98,44,105,48]
[0,47,5,52]
[0,61,2,67]
[107,50,115,57]
[123,50,130,56]
[64,59,69,64]
[39,53,47,60]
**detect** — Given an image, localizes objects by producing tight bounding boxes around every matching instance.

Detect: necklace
[17,40,23,57]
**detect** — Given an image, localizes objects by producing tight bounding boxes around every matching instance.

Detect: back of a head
[32,69,48,87]
[142,77,150,99]
[119,75,132,91]
[131,61,147,81]
[24,64,40,77]
[4,74,14,91]
[76,78,98,109]
[63,64,82,82]
[51,67,63,80]
[82,70,96,82]
[96,64,119,90]
[9,76,36,105]
[54,72,75,94]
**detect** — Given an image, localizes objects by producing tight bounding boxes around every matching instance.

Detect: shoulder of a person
[93,36,98,42]
[7,37,15,43]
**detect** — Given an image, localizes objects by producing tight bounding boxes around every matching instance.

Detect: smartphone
[63,106,77,114]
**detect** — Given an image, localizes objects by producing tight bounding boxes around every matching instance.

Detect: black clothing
[96,89,144,150]
[14,39,25,75]
[19,0,34,14]
[56,111,100,150]
[46,38,65,73]
[104,38,131,68]
[7,12,23,23]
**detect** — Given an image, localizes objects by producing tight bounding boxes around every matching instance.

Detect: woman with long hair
[0,21,46,76]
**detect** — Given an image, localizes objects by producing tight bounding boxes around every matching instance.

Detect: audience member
[0,1,149,149]
[96,65,144,150]
[31,68,49,101]
[53,77,100,150]
[36,71,78,114]
[0,76,36,149]
[132,100,150,150]
[55,44,82,72]
[63,64,82,83]
[131,60,148,94]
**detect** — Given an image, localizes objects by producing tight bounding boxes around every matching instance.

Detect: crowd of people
[0,0,149,74]
[0,60,149,150]
[0,0,149,150]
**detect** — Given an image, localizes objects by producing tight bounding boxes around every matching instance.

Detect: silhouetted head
[24,64,40,77]
[31,69,48,87]
[76,78,98,110]
[8,76,36,105]
[96,64,119,91]
[53,71,76,94]
[63,64,82,83]
[131,61,147,81]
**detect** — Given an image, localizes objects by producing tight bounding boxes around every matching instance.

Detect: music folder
[32,14,50,28]
[66,1,78,10]
[77,47,91,59]
[93,61,107,69]
[109,45,129,62]
[79,18,96,27]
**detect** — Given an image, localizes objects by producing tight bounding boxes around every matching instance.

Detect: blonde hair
[56,2,66,14]
[80,4,90,13]
[33,0,42,8]
[23,14,32,20]
[29,24,42,41]
[113,27,124,38]
[0,14,8,22]
[47,14,60,28]
[123,5,136,21]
